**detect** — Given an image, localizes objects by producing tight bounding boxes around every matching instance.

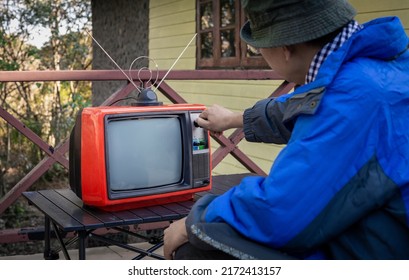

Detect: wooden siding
[351,0,409,34]
[149,0,409,175]
[149,0,196,70]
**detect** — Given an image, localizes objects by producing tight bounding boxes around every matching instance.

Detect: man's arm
[163,217,188,259]
[195,99,292,144]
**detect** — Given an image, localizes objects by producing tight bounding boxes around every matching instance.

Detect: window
[197,0,268,69]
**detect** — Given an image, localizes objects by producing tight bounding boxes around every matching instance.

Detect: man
[164,0,409,259]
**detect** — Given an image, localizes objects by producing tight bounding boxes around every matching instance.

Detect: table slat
[162,202,191,216]
[128,207,163,223]
[39,190,104,230]
[23,192,84,231]
[55,189,126,227]
[145,205,182,221]
[109,210,144,225]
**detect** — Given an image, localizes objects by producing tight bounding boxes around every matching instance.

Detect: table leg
[51,221,71,260]
[78,230,87,260]
[43,216,51,259]
[43,216,59,260]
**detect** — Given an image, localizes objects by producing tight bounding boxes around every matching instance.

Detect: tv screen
[106,117,183,191]
[69,104,212,211]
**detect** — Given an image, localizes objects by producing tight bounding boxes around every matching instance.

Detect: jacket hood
[345,16,409,61]
[287,16,409,97]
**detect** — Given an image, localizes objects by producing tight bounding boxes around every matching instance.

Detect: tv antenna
[85,30,141,93]
[152,33,197,92]
[85,29,197,105]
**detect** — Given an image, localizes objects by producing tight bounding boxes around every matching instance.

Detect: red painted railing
[0,69,294,243]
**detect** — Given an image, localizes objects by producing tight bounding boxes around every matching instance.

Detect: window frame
[196,0,268,69]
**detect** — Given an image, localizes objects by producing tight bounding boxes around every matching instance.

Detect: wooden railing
[0,69,294,243]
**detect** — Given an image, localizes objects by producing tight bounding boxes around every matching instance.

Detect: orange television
[69,102,212,211]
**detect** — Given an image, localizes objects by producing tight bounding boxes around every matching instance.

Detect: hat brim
[240,20,259,48]
[240,19,282,48]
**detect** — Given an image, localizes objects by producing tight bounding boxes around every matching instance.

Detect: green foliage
[0,31,5,47]
[0,32,18,70]
[0,59,19,71]
[72,91,92,108]
[3,201,27,228]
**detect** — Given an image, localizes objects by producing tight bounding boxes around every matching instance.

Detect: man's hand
[196,104,243,133]
[163,217,188,260]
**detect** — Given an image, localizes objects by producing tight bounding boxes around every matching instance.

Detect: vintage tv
[69,103,212,211]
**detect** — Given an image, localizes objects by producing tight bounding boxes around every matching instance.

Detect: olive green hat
[240,0,356,48]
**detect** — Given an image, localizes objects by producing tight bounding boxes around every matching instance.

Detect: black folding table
[23,173,251,260]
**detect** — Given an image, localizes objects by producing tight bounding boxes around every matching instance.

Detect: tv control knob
[193,120,200,128]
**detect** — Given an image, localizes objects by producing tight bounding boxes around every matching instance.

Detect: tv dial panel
[190,112,210,187]
[190,112,208,152]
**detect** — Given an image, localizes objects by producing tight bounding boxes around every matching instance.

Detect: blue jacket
[186,17,409,259]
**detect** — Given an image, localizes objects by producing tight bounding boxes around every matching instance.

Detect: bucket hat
[240,0,356,48]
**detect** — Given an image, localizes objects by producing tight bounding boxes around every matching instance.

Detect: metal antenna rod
[85,30,141,93]
[153,33,197,92]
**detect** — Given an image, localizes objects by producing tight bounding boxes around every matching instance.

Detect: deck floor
[0,242,163,260]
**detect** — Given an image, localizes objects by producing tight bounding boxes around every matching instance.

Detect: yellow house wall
[149,0,409,175]
[351,0,409,34]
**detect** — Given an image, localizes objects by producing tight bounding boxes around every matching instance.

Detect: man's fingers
[199,109,209,119]
[195,117,208,129]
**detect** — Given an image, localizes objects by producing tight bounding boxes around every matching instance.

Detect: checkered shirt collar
[305,20,363,84]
